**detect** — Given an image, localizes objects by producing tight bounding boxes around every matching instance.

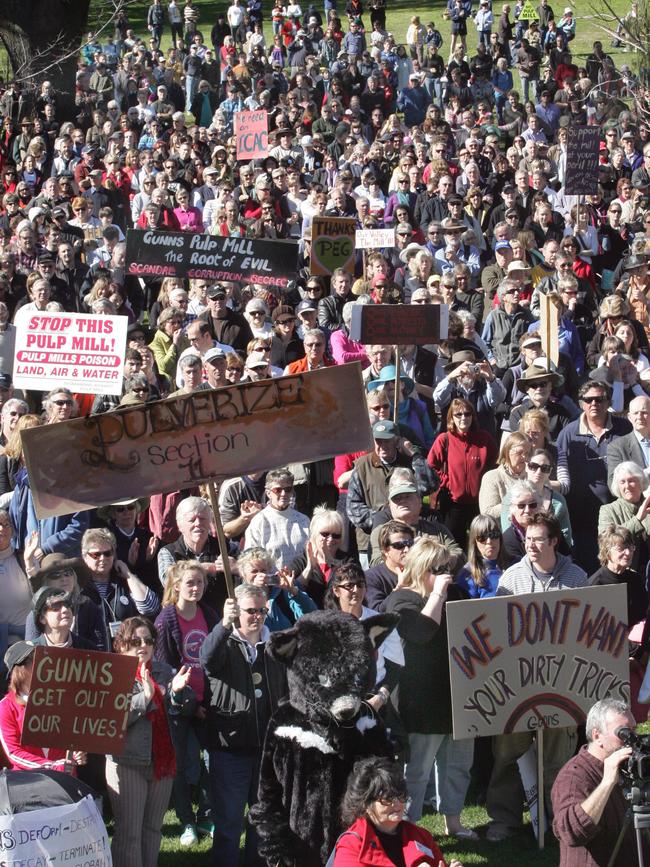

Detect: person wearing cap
[198,284,253,354]
[481,278,535,376]
[0,639,86,771]
[433,349,505,440]
[269,305,304,368]
[397,72,430,127]
[367,468,463,573]
[346,419,431,563]
[556,380,633,574]
[201,346,228,389]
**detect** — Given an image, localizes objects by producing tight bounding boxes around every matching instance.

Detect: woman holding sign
[0,640,87,772]
[108,617,194,867]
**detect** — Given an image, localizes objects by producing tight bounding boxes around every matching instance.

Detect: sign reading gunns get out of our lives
[446,585,630,739]
[22,364,372,519]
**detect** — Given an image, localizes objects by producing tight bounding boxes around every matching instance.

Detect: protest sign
[0,797,110,867]
[565,127,601,196]
[12,312,128,396]
[349,303,449,345]
[22,646,137,755]
[446,585,629,739]
[235,109,269,160]
[23,364,372,518]
[310,216,356,276]
[517,0,539,19]
[355,228,396,250]
[125,229,298,289]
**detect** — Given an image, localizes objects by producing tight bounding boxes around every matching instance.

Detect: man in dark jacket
[199,284,253,353]
[200,584,287,867]
[317,268,352,331]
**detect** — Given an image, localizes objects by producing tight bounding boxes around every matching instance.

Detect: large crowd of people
[0,0,648,864]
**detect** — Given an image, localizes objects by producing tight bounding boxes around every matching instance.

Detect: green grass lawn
[154,802,560,864]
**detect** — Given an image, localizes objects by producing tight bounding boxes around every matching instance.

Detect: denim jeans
[208,749,264,867]
[405,732,473,821]
[168,715,212,826]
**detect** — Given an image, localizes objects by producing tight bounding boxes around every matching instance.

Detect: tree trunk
[0,0,92,113]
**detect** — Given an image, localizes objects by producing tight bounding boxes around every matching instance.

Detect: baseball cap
[372,420,399,440]
[4,641,36,672]
[207,285,227,299]
[297,300,317,315]
[0,373,13,390]
[203,347,227,364]
[495,240,512,252]
[247,356,269,369]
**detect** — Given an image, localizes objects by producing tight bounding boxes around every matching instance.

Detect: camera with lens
[616,726,650,806]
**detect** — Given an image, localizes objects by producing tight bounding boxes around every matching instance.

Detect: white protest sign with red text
[13,312,128,396]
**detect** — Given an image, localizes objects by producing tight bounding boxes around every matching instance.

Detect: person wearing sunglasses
[199,582,287,867]
[384,536,476,838]
[332,756,462,867]
[501,448,572,545]
[238,546,316,630]
[244,468,310,569]
[98,498,159,594]
[108,616,193,867]
[557,379,632,574]
[80,528,160,650]
[289,507,346,608]
[428,398,498,546]
[324,562,404,724]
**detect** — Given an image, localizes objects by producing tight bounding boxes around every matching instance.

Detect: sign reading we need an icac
[235,109,269,160]
[446,585,630,739]
[13,311,128,396]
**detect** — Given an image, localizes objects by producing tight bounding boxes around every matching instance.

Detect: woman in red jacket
[332,756,463,867]
[427,398,498,547]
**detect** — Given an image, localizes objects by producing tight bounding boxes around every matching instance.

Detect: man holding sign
[485,513,587,842]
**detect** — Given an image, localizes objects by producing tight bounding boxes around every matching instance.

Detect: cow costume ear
[362,614,399,650]
[267,626,299,665]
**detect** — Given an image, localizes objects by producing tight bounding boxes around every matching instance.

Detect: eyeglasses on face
[269,485,293,494]
[85,549,114,560]
[582,395,606,404]
[388,539,413,550]
[514,501,537,510]
[241,607,267,616]
[115,504,137,512]
[338,580,366,591]
[453,411,472,418]
[125,636,155,648]
[53,399,73,406]
[528,462,551,473]
[476,533,500,543]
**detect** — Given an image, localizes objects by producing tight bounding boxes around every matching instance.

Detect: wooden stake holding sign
[207,479,235,599]
[538,292,560,369]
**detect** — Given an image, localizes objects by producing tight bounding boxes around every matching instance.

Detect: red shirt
[333,817,447,867]
[427,429,497,504]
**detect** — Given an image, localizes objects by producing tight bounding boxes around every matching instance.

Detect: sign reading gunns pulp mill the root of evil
[21,364,372,518]
[446,585,630,739]
[125,229,298,288]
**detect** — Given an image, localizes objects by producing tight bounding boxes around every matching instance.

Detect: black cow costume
[250,609,398,866]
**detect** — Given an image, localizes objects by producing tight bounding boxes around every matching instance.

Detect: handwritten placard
[310,216,356,276]
[565,126,601,197]
[234,109,269,160]
[125,229,298,289]
[21,646,137,755]
[446,585,629,738]
[23,364,372,518]
[355,229,396,250]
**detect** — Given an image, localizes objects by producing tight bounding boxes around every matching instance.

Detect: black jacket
[200,623,287,753]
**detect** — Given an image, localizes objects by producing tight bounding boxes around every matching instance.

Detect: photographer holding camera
[551,697,647,867]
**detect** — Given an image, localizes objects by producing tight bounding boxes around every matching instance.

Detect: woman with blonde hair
[155,561,216,846]
[479,431,532,518]
[385,537,476,838]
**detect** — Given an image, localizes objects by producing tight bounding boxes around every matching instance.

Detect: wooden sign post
[539,293,560,369]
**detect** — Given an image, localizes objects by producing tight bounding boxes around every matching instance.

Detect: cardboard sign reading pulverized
[13,312,128,396]
[125,229,298,289]
[565,127,601,197]
[23,364,372,518]
[349,303,449,345]
[446,585,629,739]
[310,216,356,276]
[235,109,269,160]
[21,646,138,755]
